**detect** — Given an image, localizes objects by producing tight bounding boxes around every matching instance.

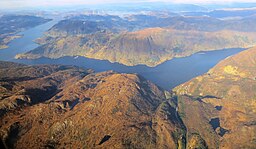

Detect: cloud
[163,0,256,4]
[0,0,135,9]
[1,0,256,9]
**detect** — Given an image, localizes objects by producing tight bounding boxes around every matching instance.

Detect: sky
[1,0,256,9]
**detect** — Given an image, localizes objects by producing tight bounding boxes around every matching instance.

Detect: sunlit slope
[0,61,186,149]
[174,47,256,148]
[16,15,256,67]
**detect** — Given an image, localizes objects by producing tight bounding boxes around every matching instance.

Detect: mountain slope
[174,47,256,148]
[2,44,256,148]
[15,15,256,67]
[16,27,256,67]
[0,61,186,149]
[0,61,90,117]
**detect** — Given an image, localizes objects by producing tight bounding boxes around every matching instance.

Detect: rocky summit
[0,61,186,149]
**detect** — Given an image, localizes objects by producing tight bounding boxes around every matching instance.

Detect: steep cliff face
[174,47,256,148]
[0,61,186,149]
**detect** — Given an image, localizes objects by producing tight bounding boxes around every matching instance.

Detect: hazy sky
[1,0,256,9]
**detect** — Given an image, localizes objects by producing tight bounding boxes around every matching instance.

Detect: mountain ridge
[0,61,186,149]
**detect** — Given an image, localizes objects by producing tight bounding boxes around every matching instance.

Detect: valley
[0,1,256,149]
[0,46,255,148]
[15,14,256,67]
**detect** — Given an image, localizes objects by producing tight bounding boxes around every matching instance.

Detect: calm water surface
[0,20,245,89]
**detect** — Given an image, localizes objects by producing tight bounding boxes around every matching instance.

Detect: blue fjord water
[0,20,245,89]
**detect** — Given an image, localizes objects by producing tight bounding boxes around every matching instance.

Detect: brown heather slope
[16,27,256,67]
[0,61,186,149]
[174,47,256,148]
[0,61,90,117]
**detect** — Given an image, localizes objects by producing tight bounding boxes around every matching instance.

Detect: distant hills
[0,15,51,49]
[16,14,256,66]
